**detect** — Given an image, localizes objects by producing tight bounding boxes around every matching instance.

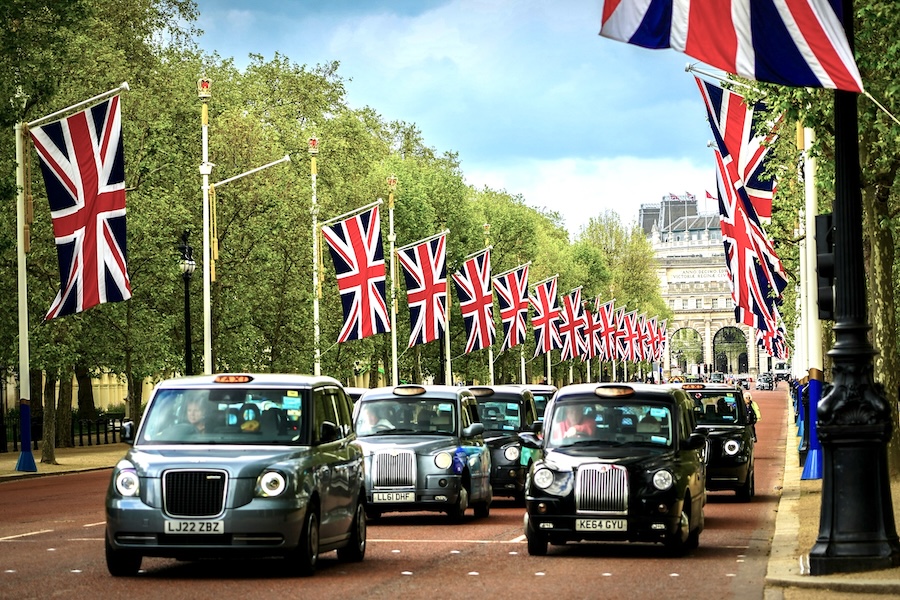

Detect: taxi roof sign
[214,374,254,384]
[593,385,635,398]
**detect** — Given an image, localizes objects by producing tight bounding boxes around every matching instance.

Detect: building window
[712,298,718,309]
[682,299,688,310]
[695,298,702,309]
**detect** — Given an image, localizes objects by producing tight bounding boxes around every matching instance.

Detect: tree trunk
[58,375,74,447]
[126,371,144,427]
[29,368,42,411]
[40,370,57,464]
[863,180,900,477]
[75,364,97,420]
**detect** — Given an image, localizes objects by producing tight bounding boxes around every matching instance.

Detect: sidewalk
[2,401,899,598]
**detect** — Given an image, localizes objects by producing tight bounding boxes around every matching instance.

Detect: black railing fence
[1,411,129,453]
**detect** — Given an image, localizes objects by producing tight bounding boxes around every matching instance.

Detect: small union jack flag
[321,205,391,342]
[530,276,562,357]
[397,233,447,348]
[595,299,618,362]
[696,77,778,219]
[582,304,602,361]
[452,249,494,354]
[29,95,132,319]
[617,310,643,363]
[558,288,587,361]
[492,264,529,352]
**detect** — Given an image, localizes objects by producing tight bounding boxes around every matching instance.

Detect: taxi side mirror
[682,432,707,451]
[518,431,542,449]
[318,421,340,444]
[462,423,484,438]
[121,420,135,445]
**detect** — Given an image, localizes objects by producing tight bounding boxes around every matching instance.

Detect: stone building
[640,194,772,379]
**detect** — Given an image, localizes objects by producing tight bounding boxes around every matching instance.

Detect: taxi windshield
[355,398,456,437]
[546,400,674,449]
[476,399,522,432]
[687,391,745,425]
[137,388,309,445]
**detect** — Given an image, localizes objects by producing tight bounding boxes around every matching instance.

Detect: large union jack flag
[599,0,863,92]
[397,232,447,348]
[492,263,530,352]
[714,148,787,332]
[30,95,132,320]
[321,205,390,342]
[530,276,562,357]
[452,249,494,353]
[559,288,587,361]
[695,77,778,219]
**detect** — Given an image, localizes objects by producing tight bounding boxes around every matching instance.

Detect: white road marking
[370,538,525,544]
[0,530,53,541]
[83,522,104,528]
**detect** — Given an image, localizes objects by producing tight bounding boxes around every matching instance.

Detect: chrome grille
[163,469,228,517]
[575,464,628,515]
[372,450,416,487]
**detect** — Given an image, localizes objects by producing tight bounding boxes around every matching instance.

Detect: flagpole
[309,137,321,376]
[321,198,384,227]
[14,118,36,473]
[802,126,823,480]
[520,345,526,384]
[27,82,130,128]
[198,79,213,374]
[484,224,494,385]
[388,175,399,386]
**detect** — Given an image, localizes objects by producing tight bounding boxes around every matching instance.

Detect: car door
[459,395,491,501]
[312,386,354,544]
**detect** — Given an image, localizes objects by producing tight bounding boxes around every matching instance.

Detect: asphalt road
[0,389,786,600]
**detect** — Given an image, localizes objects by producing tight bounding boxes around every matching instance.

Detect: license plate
[373,491,415,503]
[576,518,626,531]
[164,520,223,534]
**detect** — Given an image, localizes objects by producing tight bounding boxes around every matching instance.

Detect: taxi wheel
[290,508,320,577]
[736,469,755,501]
[665,499,699,556]
[525,516,548,556]
[105,537,142,577]
[448,485,469,522]
[337,500,367,562]
[473,499,490,518]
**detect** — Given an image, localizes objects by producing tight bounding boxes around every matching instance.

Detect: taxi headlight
[114,461,140,497]
[504,446,520,462]
[724,439,741,455]
[652,469,674,491]
[258,471,287,497]
[434,452,453,470]
[533,468,555,490]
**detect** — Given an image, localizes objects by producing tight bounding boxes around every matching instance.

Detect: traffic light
[814,213,834,320]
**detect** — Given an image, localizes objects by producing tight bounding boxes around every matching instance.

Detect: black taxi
[351,385,492,521]
[105,374,366,577]
[676,382,755,500]
[519,383,707,556]
[470,385,540,501]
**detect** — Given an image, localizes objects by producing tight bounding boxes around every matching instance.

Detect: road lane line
[369,538,525,544]
[0,530,53,541]
[83,522,104,528]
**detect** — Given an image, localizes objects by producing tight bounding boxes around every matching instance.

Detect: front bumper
[367,474,463,513]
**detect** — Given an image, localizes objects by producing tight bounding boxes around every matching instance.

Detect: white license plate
[576,518,626,531]
[373,491,415,503]
[164,520,223,534]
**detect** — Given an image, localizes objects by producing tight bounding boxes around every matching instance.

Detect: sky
[192,0,721,235]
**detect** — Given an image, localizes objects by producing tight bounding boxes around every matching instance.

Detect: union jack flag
[595,299,619,362]
[530,276,562,357]
[29,95,132,320]
[558,288,587,361]
[321,205,390,342]
[714,149,787,332]
[492,264,530,352]
[599,0,863,92]
[582,304,603,360]
[617,310,643,363]
[757,312,791,361]
[696,77,778,219]
[452,249,494,353]
[656,319,668,362]
[397,233,447,347]
[641,314,657,362]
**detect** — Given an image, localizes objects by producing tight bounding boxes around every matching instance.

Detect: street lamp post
[808,0,900,574]
[178,231,196,376]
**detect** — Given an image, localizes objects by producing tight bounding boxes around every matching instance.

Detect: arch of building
[664,317,771,379]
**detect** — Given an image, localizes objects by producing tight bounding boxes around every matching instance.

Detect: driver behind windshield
[356,404,394,435]
[550,404,596,444]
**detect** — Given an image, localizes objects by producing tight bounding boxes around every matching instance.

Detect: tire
[448,485,469,522]
[736,469,755,502]
[287,508,320,577]
[525,514,548,556]
[337,500,367,562]
[473,498,490,518]
[105,536,142,577]
[664,500,694,556]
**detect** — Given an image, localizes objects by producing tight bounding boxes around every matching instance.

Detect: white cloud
[465,156,718,236]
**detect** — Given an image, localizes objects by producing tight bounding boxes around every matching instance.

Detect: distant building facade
[641,194,771,378]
